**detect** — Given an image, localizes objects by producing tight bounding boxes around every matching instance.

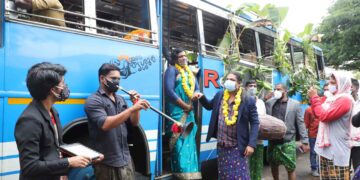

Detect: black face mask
[53,85,70,101]
[105,78,119,93]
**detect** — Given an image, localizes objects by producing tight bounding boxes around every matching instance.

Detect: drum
[258,114,287,140]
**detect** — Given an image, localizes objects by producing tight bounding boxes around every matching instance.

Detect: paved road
[262,151,319,180]
[201,148,320,180]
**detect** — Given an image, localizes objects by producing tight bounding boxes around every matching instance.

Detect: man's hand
[192,92,204,101]
[68,156,91,168]
[132,99,150,111]
[243,146,254,157]
[300,144,310,153]
[92,154,104,164]
[264,92,274,101]
[307,87,318,99]
[129,90,140,103]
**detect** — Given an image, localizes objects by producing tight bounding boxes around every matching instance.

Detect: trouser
[309,138,318,171]
[93,163,134,180]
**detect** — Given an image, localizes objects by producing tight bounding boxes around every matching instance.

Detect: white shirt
[256,98,266,145]
[256,98,266,115]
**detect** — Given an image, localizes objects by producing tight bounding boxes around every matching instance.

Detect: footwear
[311,170,320,177]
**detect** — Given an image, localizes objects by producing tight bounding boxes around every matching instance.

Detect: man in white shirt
[246,80,266,180]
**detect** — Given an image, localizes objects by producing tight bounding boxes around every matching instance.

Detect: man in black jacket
[15,62,91,180]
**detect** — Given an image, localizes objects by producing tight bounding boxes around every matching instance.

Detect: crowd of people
[14,48,360,180]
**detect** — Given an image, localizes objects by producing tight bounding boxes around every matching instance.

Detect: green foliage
[354,71,360,80]
[286,23,320,102]
[239,3,288,28]
[317,0,360,69]
[235,58,273,95]
[288,67,320,103]
[273,30,292,75]
[185,51,197,63]
[298,23,316,73]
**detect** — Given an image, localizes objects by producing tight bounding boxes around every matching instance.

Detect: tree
[317,0,360,70]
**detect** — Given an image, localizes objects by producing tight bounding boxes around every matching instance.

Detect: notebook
[60,143,101,160]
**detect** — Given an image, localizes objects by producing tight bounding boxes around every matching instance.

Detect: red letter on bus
[204,69,220,88]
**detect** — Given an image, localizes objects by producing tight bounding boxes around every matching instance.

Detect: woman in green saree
[164,48,202,179]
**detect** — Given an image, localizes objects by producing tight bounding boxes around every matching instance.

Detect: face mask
[224,80,237,92]
[323,90,333,98]
[105,78,119,93]
[53,85,70,101]
[328,84,337,94]
[273,90,283,100]
[247,87,257,96]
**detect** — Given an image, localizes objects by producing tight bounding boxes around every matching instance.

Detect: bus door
[198,55,224,162]
[158,0,200,178]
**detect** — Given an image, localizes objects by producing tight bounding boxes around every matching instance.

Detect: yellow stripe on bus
[8,98,86,105]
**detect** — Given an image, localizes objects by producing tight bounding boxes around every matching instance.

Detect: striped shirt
[217,100,238,148]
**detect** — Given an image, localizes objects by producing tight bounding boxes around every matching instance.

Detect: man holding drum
[266,83,309,180]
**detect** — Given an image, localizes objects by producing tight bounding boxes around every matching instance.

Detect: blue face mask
[224,80,237,92]
[247,87,257,96]
[329,84,337,94]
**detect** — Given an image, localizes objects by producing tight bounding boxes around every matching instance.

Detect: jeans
[309,138,318,171]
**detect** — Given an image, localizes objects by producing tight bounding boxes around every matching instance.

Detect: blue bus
[0,0,325,179]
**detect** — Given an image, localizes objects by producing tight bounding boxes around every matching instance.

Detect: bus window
[316,54,325,79]
[10,0,66,26]
[202,11,228,56]
[163,0,198,56]
[96,0,151,42]
[62,0,84,30]
[293,46,305,70]
[239,27,257,62]
[259,33,274,63]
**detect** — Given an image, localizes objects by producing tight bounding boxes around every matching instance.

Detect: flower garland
[175,64,195,99]
[222,88,242,126]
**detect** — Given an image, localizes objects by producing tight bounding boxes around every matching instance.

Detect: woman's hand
[307,87,318,99]
[68,156,91,168]
[183,104,193,112]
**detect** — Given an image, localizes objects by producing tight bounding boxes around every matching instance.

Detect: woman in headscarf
[164,48,202,179]
[308,72,354,179]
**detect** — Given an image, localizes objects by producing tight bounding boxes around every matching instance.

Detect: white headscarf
[318,72,354,148]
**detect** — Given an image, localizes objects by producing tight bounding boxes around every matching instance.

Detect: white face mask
[273,90,283,100]
[328,84,337,94]
[323,90,333,98]
[224,80,237,92]
[247,87,257,96]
